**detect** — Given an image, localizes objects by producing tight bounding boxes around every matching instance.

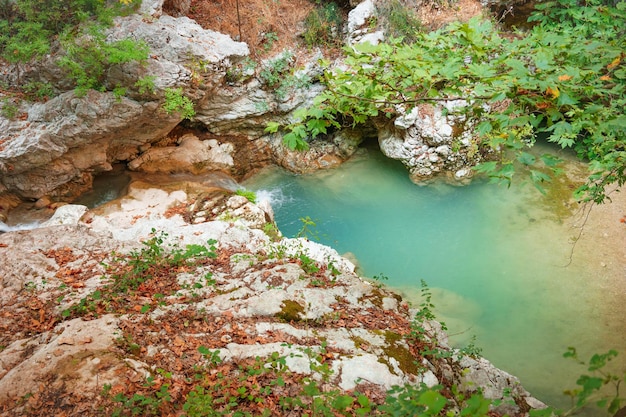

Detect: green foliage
[376,0,423,44]
[296,216,319,240]
[22,81,54,101]
[134,75,157,95]
[1,98,19,119]
[262,222,282,241]
[302,1,344,48]
[58,25,149,96]
[225,57,257,85]
[381,383,491,416]
[235,188,257,203]
[273,1,626,202]
[162,87,196,120]
[530,348,625,417]
[258,51,311,102]
[0,0,144,97]
[262,31,279,51]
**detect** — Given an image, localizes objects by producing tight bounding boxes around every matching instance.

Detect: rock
[0,316,122,402]
[128,133,235,174]
[457,355,543,415]
[270,128,364,174]
[163,0,191,16]
[378,102,489,184]
[140,0,164,17]
[33,196,52,209]
[40,204,88,227]
[346,0,385,45]
[0,90,178,199]
[0,11,249,201]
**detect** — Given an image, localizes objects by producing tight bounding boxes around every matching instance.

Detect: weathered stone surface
[128,133,234,174]
[40,204,87,227]
[378,102,490,184]
[0,316,122,402]
[194,51,326,137]
[269,128,364,174]
[346,0,385,45]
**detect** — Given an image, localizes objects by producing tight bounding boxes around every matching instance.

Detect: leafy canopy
[272,0,626,203]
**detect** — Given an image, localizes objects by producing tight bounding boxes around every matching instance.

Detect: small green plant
[460,335,483,358]
[224,57,256,85]
[1,98,19,119]
[529,348,626,417]
[58,25,150,96]
[162,87,195,120]
[377,0,423,44]
[302,1,343,48]
[60,230,218,319]
[262,222,282,241]
[261,31,278,51]
[381,383,491,416]
[298,252,320,275]
[258,51,312,102]
[296,216,319,241]
[235,188,257,203]
[112,85,127,100]
[22,81,54,101]
[258,51,294,89]
[134,75,156,95]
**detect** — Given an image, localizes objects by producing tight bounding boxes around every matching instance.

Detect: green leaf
[265,121,280,133]
[540,154,562,167]
[303,382,320,396]
[557,91,578,106]
[517,152,536,166]
[331,395,355,411]
[418,390,447,414]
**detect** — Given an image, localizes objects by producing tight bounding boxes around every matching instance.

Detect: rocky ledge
[0,180,543,416]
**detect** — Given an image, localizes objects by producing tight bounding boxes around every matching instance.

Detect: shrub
[302,1,344,48]
[377,0,423,44]
[0,0,144,97]
[162,87,196,120]
[58,25,150,96]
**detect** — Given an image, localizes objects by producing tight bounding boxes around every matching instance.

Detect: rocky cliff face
[0,182,543,416]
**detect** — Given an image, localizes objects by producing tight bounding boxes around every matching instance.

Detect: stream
[244,142,626,413]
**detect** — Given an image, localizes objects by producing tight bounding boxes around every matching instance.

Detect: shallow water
[245,145,626,413]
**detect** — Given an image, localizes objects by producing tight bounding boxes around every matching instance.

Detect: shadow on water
[244,143,626,414]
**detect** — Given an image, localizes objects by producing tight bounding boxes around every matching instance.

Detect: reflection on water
[245,145,626,413]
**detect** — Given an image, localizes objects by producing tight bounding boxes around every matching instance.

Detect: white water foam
[256,188,291,210]
[0,221,40,233]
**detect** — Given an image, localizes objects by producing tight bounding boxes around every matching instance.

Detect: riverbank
[0,179,544,416]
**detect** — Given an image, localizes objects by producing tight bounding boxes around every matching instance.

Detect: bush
[58,24,150,96]
[162,87,196,120]
[377,0,423,43]
[302,1,344,48]
[0,0,144,97]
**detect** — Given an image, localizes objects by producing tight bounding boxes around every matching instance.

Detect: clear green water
[245,145,625,412]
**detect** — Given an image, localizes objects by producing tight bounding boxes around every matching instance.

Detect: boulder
[378,101,490,184]
[269,128,364,174]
